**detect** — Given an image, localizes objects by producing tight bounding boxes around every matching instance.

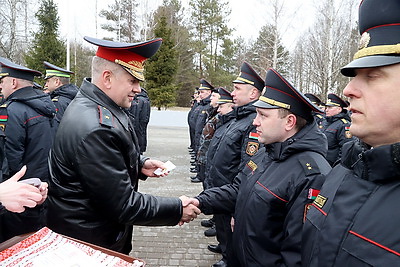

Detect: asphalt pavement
[129,125,221,267]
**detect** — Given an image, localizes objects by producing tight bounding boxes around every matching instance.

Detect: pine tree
[99,0,138,42]
[145,15,178,110]
[24,0,65,76]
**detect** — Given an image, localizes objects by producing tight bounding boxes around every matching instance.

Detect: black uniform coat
[322,110,354,165]
[47,78,182,253]
[204,110,236,189]
[50,83,79,125]
[197,121,331,266]
[187,101,199,149]
[0,86,56,241]
[207,101,260,188]
[303,140,400,267]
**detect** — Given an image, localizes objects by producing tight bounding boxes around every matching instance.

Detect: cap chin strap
[259,96,291,109]
[354,44,400,59]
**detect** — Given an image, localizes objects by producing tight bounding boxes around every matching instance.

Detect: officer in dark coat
[46,37,200,254]
[127,87,151,153]
[304,93,326,129]
[322,93,354,166]
[205,62,263,267]
[43,61,79,126]
[187,89,199,152]
[194,79,213,154]
[0,57,56,241]
[192,87,220,184]
[193,68,331,266]
[303,0,400,266]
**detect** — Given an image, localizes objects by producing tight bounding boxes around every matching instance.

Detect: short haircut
[91,56,123,83]
[278,108,308,130]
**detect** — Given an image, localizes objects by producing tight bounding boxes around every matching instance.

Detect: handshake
[178,195,201,226]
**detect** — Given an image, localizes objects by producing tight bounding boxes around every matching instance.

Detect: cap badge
[359,32,370,50]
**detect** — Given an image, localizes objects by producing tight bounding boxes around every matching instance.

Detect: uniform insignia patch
[246,160,257,172]
[314,194,327,209]
[345,126,352,138]
[98,106,113,127]
[0,124,5,131]
[308,188,320,200]
[246,142,259,156]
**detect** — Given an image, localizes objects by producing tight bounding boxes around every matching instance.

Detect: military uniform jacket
[206,101,260,188]
[50,83,79,124]
[322,111,354,165]
[187,101,199,148]
[194,96,211,151]
[303,140,400,267]
[47,78,182,253]
[0,86,56,180]
[197,121,331,266]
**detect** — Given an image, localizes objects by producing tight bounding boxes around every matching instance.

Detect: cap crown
[233,62,264,91]
[254,68,323,122]
[0,57,41,81]
[84,36,162,81]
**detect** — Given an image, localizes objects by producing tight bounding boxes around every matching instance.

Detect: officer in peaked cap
[303,1,400,265]
[194,68,331,266]
[191,78,214,181]
[322,93,353,166]
[200,62,262,267]
[47,37,200,254]
[43,61,79,126]
[0,57,55,242]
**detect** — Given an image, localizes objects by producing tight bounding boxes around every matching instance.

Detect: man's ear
[285,113,297,131]
[102,70,113,90]
[250,87,260,101]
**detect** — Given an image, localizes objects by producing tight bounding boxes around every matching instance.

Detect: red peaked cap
[84,36,162,81]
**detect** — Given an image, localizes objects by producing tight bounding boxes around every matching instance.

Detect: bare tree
[290,0,358,99]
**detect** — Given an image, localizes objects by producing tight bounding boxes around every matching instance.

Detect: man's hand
[178,196,201,226]
[0,166,43,213]
[141,159,168,177]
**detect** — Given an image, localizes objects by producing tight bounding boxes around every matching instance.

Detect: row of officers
[0,56,150,241]
[1,0,400,265]
[186,61,355,266]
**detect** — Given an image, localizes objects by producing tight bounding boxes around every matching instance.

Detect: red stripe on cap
[96,47,146,64]
[363,23,400,35]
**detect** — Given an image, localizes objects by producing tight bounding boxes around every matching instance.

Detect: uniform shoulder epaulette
[316,114,323,119]
[298,156,321,176]
[341,118,348,124]
[97,105,114,128]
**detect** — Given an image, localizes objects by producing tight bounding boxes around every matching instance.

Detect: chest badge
[314,194,327,209]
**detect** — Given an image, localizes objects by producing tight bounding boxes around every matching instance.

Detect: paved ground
[129,126,221,267]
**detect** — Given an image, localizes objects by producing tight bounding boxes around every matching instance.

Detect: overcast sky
[54,0,333,50]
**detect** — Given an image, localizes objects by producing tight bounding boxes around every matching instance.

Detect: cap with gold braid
[83,36,162,81]
[254,68,323,122]
[341,0,400,77]
[0,57,42,81]
[233,61,264,91]
[325,93,348,108]
[198,78,214,91]
[216,87,233,104]
[43,61,74,79]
